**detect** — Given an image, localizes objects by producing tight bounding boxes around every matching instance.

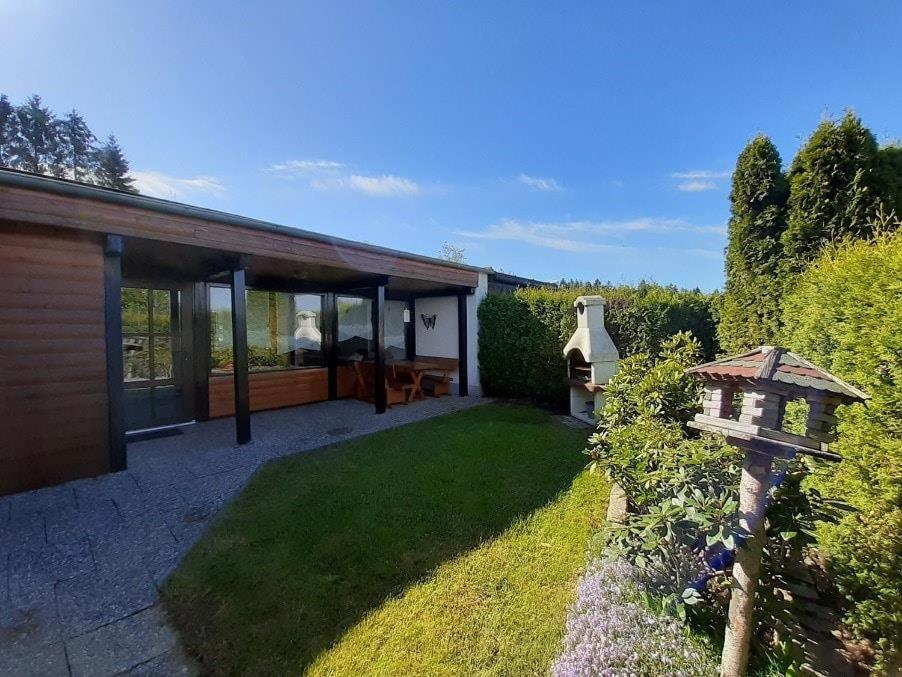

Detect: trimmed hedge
[780,231,902,666]
[478,283,718,408]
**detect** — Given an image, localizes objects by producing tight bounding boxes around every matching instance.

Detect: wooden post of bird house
[685,346,868,677]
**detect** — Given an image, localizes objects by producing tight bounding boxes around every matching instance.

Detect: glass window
[122,287,178,383]
[337,296,372,361]
[386,300,409,360]
[209,287,324,374]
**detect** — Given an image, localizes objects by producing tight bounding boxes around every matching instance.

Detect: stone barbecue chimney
[563,296,619,424]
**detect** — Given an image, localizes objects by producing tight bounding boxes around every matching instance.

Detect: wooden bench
[414,355,458,398]
[350,361,414,407]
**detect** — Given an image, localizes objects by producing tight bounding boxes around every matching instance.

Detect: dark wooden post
[323,292,338,400]
[103,235,126,472]
[372,285,387,413]
[405,297,416,362]
[192,281,210,422]
[457,291,469,397]
[230,267,251,444]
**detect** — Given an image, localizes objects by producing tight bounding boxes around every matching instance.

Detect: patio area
[0,396,485,676]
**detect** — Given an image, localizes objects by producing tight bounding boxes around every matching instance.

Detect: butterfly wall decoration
[421,313,437,330]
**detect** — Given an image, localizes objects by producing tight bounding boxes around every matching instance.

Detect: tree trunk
[721,450,773,677]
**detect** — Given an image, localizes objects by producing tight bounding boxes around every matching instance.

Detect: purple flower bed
[551,558,718,677]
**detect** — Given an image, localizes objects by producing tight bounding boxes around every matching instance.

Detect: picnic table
[390,357,457,401]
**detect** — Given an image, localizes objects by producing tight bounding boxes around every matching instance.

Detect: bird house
[684,346,869,677]
[685,346,868,461]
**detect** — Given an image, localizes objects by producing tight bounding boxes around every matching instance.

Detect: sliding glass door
[122,285,194,431]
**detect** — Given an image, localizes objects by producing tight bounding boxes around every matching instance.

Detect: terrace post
[405,297,416,362]
[457,291,469,397]
[373,285,387,413]
[230,267,251,444]
[323,292,338,400]
[103,234,126,472]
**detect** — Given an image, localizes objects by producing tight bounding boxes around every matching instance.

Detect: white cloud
[266,159,345,175]
[456,218,723,258]
[348,174,421,196]
[267,158,422,197]
[671,169,730,193]
[131,171,226,200]
[517,173,563,192]
[677,180,718,192]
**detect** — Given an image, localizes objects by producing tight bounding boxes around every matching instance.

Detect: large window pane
[210,286,233,373]
[386,300,408,359]
[337,296,372,361]
[209,287,324,374]
[122,287,149,334]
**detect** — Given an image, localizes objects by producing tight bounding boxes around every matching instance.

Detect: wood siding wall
[0,222,109,495]
[0,184,479,288]
[208,366,357,417]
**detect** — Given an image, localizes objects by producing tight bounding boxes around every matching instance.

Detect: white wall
[414,271,487,396]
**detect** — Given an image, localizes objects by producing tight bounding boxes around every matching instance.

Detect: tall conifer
[717,135,788,352]
[782,112,883,271]
[94,134,137,192]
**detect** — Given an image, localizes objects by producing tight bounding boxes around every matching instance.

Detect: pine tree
[94,134,137,193]
[0,94,17,167]
[59,110,97,181]
[12,94,59,174]
[781,111,883,272]
[717,135,788,353]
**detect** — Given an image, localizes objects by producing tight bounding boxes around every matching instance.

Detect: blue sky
[3,1,901,290]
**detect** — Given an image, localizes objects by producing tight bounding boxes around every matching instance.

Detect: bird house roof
[686,346,869,402]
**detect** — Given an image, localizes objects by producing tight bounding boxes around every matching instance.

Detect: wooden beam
[457,292,469,397]
[103,234,126,472]
[230,267,251,444]
[372,285,387,413]
[0,183,480,287]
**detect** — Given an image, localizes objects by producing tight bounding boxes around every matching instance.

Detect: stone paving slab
[65,605,178,677]
[0,395,485,675]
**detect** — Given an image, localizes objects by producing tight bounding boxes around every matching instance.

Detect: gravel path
[0,396,486,676]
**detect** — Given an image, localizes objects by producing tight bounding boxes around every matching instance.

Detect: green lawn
[162,403,609,676]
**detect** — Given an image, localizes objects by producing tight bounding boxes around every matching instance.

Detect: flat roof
[0,168,490,276]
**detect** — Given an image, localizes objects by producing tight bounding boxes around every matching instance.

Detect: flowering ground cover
[552,558,718,677]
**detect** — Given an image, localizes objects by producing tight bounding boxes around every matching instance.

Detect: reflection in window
[337,296,372,361]
[122,288,176,383]
[386,300,408,360]
[210,287,324,374]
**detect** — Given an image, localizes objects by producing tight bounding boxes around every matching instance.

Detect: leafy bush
[552,557,719,677]
[478,283,718,408]
[585,334,845,666]
[780,230,902,665]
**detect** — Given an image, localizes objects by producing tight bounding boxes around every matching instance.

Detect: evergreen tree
[0,94,17,167]
[782,111,883,271]
[717,135,788,353]
[59,110,97,181]
[94,134,137,192]
[876,143,902,217]
[12,94,59,174]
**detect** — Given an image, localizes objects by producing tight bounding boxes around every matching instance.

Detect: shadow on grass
[162,403,590,675]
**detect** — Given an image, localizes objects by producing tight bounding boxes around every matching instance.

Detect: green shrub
[585,333,845,668]
[780,230,902,663]
[478,283,718,408]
